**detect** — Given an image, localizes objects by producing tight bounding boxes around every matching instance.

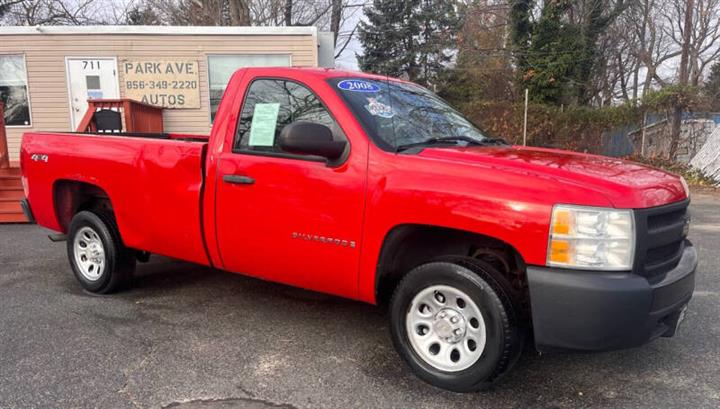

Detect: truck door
[214,78,367,298]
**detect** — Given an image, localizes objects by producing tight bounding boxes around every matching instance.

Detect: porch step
[0,167,29,223]
[0,200,22,213]
[0,189,24,200]
[0,177,22,189]
[0,212,27,223]
[0,167,21,177]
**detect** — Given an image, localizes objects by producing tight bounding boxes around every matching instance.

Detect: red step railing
[0,102,9,169]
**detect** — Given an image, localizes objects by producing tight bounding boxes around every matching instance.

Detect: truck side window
[234,79,344,154]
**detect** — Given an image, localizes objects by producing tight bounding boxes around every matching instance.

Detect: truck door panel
[214,78,366,298]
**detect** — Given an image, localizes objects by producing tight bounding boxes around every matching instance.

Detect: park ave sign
[121,59,201,109]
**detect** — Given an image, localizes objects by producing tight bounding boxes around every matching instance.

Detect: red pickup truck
[20,67,696,392]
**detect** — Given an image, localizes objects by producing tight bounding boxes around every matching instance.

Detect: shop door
[66,57,119,130]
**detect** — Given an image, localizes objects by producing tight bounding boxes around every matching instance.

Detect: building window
[0,54,31,126]
[207,54,291,122]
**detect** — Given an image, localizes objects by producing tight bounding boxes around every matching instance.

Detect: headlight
[547,205,635,270]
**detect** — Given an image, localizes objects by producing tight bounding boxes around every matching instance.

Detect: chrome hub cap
[406,285,486,372]
[433,308,466,343]
[73,226,105,281]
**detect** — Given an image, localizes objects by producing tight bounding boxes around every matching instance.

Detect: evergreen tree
[508,0,627,106]
[523,0,584,105]
[509,0,534,79]
[358,0,459,86]
[358,0,417,80]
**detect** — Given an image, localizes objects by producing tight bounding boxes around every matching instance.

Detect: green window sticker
[248,103,280,146]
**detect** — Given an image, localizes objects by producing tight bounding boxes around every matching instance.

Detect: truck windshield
[328,77,494,152]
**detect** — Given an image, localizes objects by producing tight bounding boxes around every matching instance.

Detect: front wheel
[389,260,523,392]
[67,210,135,294]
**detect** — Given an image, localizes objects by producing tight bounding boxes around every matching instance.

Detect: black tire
[389,259,523,392]
[67,210,135,294]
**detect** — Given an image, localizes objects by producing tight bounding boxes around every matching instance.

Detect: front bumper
[527,242,696,352]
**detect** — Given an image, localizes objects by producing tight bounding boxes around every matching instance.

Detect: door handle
[223,174,255,185]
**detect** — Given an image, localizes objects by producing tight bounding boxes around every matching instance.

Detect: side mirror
[278,121,347,161]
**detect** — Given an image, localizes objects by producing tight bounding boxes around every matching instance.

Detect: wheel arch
[375,224,528,308]
[53,179,115,233]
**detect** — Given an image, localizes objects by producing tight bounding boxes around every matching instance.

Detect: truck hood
[417,145,687,208]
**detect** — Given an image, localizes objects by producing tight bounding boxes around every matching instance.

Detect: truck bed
[69,131,210,142]
[21,131,211,266]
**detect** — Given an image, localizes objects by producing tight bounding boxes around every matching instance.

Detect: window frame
[206,53,292,124]
[0,53,33,128]
[231,76,351,166]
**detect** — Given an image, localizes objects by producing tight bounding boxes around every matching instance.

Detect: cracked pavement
[1,189,719,408]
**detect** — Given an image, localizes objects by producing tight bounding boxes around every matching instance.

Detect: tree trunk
[284,0,292,26]
[669,0,694,160]
[229,0,251,26]
[330,0,342,46]
[642,64,655,98]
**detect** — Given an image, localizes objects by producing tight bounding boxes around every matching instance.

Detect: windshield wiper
[481,137,509,145]
[395,136,507,152]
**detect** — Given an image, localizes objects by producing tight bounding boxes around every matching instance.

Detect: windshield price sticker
[337,79,381,92]
[248,103,281,147]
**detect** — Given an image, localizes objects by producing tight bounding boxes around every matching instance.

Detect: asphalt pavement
[1,189,718,408]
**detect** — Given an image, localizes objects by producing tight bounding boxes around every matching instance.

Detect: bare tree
[0,0,25,18]
[1,0,123,25]
[283,0,291,25]
[249,0,284,25]
[329,0,341,38]
[667,0,694,161]
[332,0,364,59]
[251,0,363,58]
[228,0,251,25]
[620,0,682,98]
[664,0,720,86]
[603,15,641,103]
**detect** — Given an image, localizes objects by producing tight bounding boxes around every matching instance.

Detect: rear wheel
[389,260,523,392]
[67,210,135,294]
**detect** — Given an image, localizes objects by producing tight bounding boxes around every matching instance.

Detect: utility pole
[523,89,529,146]
[641,111,648,157]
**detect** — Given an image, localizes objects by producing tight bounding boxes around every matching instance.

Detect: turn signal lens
[547,205,635,270]
[549,239,570,264]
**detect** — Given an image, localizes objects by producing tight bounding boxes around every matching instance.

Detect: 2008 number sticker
[337,79,381,92]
